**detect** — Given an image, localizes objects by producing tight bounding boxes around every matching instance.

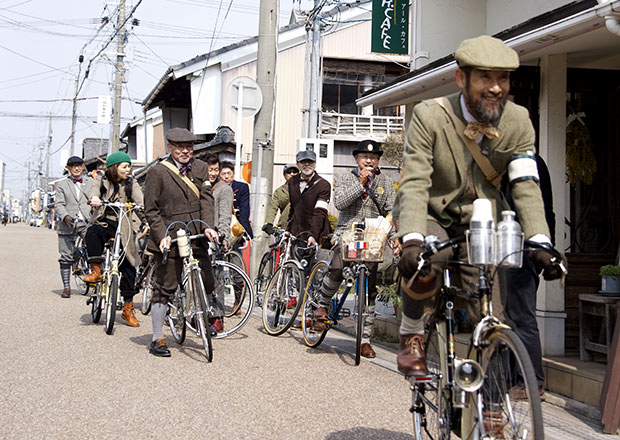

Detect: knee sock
[60,265,71,289]
[400,314,424,335]
[151,303,167,341]
[318,275,341,306]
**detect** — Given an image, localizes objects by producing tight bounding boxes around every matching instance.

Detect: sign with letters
[371,0,409,55]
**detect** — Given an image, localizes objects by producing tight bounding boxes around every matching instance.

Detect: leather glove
[529,249,567,281]
[262,223,274,235]
[63,216,75,228]
[397,239,427,279]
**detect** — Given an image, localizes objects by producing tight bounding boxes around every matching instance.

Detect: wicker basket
[341,227,390,262]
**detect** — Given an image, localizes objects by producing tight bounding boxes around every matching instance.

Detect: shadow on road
[325,427,411,440]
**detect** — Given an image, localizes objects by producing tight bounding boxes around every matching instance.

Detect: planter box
[602,276,620,294]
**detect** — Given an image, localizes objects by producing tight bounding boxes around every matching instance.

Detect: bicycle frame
[326,263,369,326]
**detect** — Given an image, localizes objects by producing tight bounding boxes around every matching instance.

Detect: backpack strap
[160,160,200,198]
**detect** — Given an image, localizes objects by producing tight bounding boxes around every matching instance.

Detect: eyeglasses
[285,170,299,175]
[170,143,194,151]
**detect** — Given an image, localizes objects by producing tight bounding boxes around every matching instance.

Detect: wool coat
[231,180,253,238]
[212,180,233,243]
[286,172,331,241]
[264,183,291,228]
[55,175,93,235]
[396,92,550,240]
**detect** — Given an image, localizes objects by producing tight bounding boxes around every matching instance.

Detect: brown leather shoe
[83,263,102,283]
[361,342,376,358]
[232,303,242,316]
[509,385,546,402]
[314,306,328,321]
[483,410,505,439]
[397,333,427,376]
[311,321,327,332]
[121,301,140,327]
[291,318,311,330]
[61,287,71,298]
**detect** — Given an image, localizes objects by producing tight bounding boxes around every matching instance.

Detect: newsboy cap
[283,163,299,174]
[296,150,316,162]
[455,35,519,71]
[352,139,383,157]
[166,127,198,144]
[66,156,84,166]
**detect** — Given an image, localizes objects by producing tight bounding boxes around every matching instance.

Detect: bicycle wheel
[262,262,304,336]
[193,268,213,362]
[167,287,186,344]
[473,328,544,440]
[104,273,119,335]
[139,262,154,315]
[212,260,255,339]
[354,266,367,366]
[72,249,90,296]
[301,261,329,348]
[225,250,246,273]
[255,250,274,306]
[90,283,102,323]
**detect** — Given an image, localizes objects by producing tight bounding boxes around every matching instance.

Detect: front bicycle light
[453,358,484,408]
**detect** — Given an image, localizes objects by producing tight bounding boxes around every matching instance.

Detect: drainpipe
[597,0,620,36]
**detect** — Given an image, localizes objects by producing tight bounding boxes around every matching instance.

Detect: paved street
[0,224,614,439]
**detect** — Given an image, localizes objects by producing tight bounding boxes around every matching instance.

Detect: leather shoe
[509,385,546,402]
[397,333,427,376]
[483,411,505,439]
[314,306,328,321]
[361,342,376,358]
[61,287,71,298]
[311,321,327,332]
[150,338,171,357]
[291,318,311,330]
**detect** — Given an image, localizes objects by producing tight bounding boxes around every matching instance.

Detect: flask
[496,210,523,268]
[466,199,495,266]
[176,229,190,258]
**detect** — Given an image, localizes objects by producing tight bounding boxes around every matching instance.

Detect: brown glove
[529,249,567,281]
[397,239,428,279]
[63,216,75,228]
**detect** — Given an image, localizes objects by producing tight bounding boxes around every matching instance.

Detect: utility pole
[249,0,279,277]
[45,115,52,189]
[110,0,126,153]
[307,0,322,139]
[69,66,80,156]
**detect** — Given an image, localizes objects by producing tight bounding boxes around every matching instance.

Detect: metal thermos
[496,210,524,268]
[176,229,190,257]
[466,199,495,266]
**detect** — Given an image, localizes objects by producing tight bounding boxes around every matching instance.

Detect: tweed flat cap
[166,127,198,144]
[455,35,519,71]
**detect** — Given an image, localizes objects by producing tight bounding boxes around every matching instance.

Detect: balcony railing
[321,112,404,139]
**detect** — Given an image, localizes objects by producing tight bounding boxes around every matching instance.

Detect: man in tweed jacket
[312,139,395,358]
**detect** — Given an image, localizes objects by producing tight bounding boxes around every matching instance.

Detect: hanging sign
[371,0,409,55]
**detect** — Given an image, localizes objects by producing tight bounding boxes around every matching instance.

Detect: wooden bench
[579,293,620,361]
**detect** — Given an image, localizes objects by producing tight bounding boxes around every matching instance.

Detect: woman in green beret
[83,151,145,328]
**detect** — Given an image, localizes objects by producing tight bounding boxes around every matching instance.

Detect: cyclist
[55,156,92,298]
[83,151,145,327]
[219,161,253,240]
[205,153,233,248]
[311,140,396,358]
[144,128,220,357]
[395,35,566,384]
[262,163,299,235]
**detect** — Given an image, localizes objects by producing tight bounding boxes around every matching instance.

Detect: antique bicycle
[71,219,91,296]
[255,227,286,307]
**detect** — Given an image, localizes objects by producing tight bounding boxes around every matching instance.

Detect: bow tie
[464,122,500,141]
[179,163,192,175]
[70,176,82,184]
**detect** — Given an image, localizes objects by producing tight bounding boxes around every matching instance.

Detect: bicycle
[301,223,391,365]
[261,230,316,336]
[71,219,90,296]
[406,235,566,439]
[86,201,143,335]
[255,227,286,307]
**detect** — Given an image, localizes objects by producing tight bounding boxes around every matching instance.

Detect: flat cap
[66,156,84,166]
[352,139,383,157]
[455,35,519,71]
[166,127,198,144]
[283,163,299,174]
[296,150,316,162]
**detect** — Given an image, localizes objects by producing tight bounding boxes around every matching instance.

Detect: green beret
[106,151,132,168]
[455,35,519,71]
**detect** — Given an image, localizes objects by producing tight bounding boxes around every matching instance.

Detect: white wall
[486,0,569,35]
[191,65,222,135]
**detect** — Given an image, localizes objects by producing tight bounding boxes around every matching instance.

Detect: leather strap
[160,160,200,198]
[434,97,502,188]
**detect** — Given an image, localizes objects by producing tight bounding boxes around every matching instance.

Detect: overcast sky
[0,0,314,199]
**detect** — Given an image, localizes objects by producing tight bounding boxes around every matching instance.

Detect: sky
[0,0,315,200]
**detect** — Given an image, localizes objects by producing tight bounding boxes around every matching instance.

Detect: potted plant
[599,265,620,294]
[378,283,401,316]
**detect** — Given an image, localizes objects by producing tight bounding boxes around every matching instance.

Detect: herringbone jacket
[333,169,396,235]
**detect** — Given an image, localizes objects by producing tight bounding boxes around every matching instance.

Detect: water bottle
[177,229,190,258]
[496,210,523,268]
[466,199,495,266]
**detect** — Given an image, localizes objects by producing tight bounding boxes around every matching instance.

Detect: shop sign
[371,0,409,55]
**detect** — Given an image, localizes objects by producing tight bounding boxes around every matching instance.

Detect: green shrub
[600,265,620,277]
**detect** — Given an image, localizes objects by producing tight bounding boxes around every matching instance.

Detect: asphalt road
[0,224,413,439]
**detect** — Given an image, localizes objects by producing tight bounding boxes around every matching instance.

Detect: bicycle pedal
[86,297,93,305]
[341,308,351,318]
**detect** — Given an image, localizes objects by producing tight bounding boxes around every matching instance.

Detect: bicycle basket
[341,227,389,262]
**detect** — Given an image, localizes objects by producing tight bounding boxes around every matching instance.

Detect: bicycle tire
[140,263,154,315]
[468,327,543,440]
[261,262,304,336]
[255,250,274,306]
[193,268,213,362]
[225,250,246,273]
[90,284,102,324]
[301,261,329,348]
[167,287,186,344]
[72,249,90,296]
[104,273,119,335]
[355,266,366,366]
[212,260,255,339]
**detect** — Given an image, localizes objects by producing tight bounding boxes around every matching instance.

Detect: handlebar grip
[162,248,169,265]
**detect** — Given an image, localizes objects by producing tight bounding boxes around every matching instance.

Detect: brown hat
[455,35,519,71]
[166,127,198,144]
